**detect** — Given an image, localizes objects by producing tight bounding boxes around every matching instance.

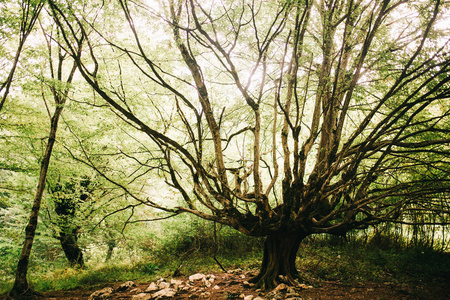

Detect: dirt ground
[1,270,448,300]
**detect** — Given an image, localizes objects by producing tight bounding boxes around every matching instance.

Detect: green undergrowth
[1,229,449,295]
[297,235,450,285]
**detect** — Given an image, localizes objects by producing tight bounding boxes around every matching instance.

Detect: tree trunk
[105,240,116,261]
[9,112,62,299]
[9,105,65,299]
[8,29,77,298]
[59,228,84,268]
[249,231,307,290]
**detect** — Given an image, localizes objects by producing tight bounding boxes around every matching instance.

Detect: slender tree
[48,0,450,289]
[9,26,80,297]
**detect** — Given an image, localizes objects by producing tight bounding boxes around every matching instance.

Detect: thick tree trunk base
[59,231,84,268]
[249,231,307,290]
[9,285,42,300]
[9,253,42,299]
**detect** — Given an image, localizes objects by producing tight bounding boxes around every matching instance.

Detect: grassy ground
[1,233,449,295]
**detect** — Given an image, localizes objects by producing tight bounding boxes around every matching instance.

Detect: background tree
[9,23,80,297]
[47,176,95,268]
[48,0,450,290]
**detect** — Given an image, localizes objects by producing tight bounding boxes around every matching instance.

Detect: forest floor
[2,269,448,300]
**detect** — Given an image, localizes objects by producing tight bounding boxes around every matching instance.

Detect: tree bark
[59,228,84,267]
[249,231,307,290]
[9,107,63,299]
[9,34,76,296]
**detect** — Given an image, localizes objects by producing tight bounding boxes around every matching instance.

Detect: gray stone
[189,273,205,282]
[131,293,152,300]
[297,283,313,289]
[145,282,158,292]
[158,281,170,289]
[88,287,114,300]
[152,287,177,299]
[266,291,285,300]
[117,281,136,291]
[274,283,287,291]
[157,277,165,284]
[286,292,302,299]
[201,277,212,287]
[170,279,183,286]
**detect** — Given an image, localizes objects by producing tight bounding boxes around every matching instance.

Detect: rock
[244,295,254,300]
[170,279,184,287]
[131,293,152,300]
[117,281,137,291]
[88,287,114,300]
[152,287,177,299]
[130,288,142,294]
[203,281,212,288]
[298,283,313,289]
[286,292,301,298]
[227,268,243,274]
[243,281,255,288]
[253,298,264,300]
[201,277,212,287]
[170,279,183,291]
[145,282,158,292]
[158,281,171,289]
[266,291,285,300]
[274,283,288,291]
[287,287,296,294]
[212,285,220,290]
[189,273,205,282]
[157,277,165,284]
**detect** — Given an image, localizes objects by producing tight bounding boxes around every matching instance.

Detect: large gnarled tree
[48,0,450,289]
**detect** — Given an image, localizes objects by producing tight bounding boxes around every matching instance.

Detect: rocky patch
[88,269,314,299]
